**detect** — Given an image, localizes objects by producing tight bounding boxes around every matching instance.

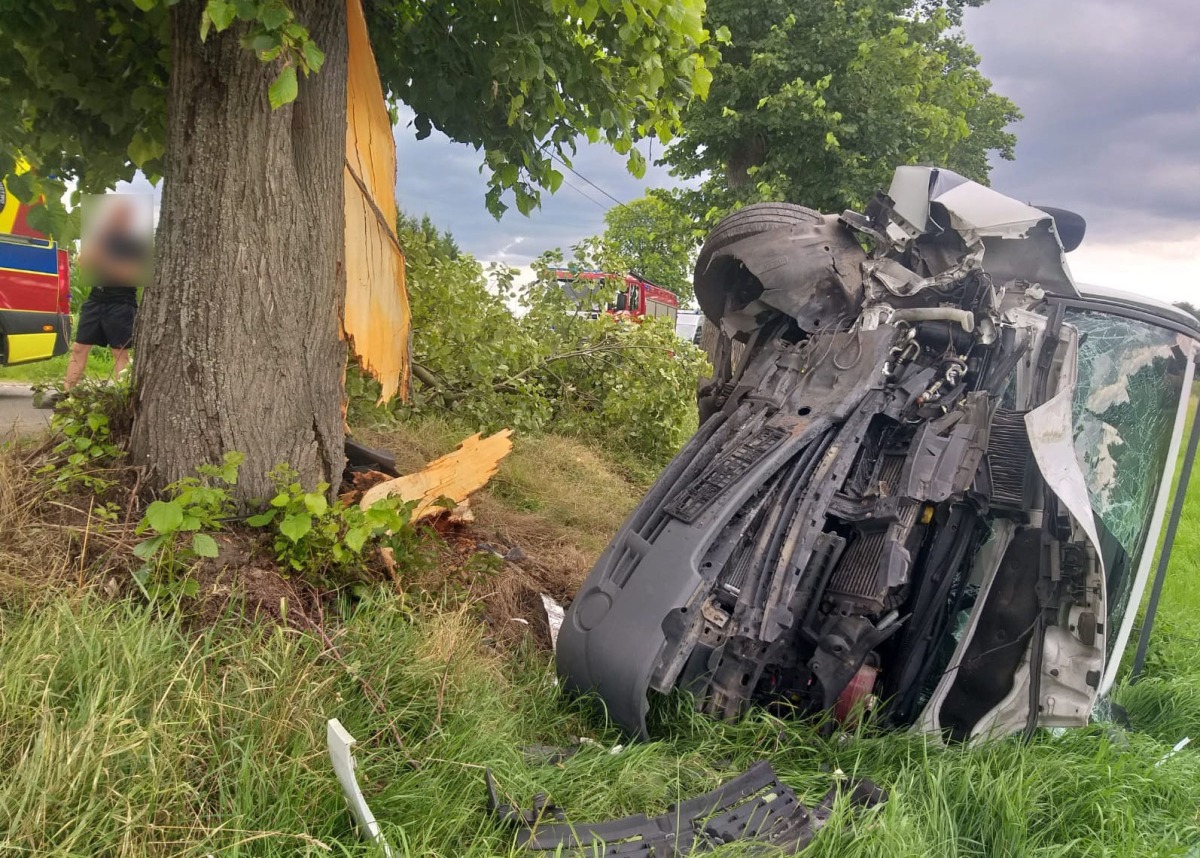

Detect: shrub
[352,220,709,469]
[37,375,134,492]
[248,464,423,583]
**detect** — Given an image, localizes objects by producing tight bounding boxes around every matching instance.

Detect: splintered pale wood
[344,0,411,401]
[359,431,514,520]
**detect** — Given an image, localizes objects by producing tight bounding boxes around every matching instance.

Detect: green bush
[37,375,133,491]
[352,221,709,469]
[248,464,423,582]
[133,452,242,598]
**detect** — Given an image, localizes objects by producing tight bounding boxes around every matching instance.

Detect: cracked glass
[1066,309,1190,655]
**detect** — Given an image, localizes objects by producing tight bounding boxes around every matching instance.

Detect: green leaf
[133,534,166,560]
[268,65,298,109]
[303,492,328,516]
[249,33,277,51]
[204,0,237,35]
[344,527,368,553]
[127,130,164,169]
[246,510,277,527]
[180,578,201,598]
[144,500,184,535]
[5,172,35,203]
[258,0,291,29]
[191,533,220,558]
[626,148,646,179]
[580,0,599,27]
[131,0,159,10]
[279,513,312,543]
[301,39,325,73]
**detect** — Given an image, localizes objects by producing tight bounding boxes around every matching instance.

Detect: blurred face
[82,193,153,243]
[104,198,136,234]
[80,193,154,287]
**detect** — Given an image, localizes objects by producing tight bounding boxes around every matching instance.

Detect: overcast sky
[396,0,1200,303]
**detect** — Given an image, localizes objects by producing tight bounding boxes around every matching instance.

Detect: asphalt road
[0,383,50,438]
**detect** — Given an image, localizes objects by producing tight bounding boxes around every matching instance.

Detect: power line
[560,176,611,212]
[544,147,630,211]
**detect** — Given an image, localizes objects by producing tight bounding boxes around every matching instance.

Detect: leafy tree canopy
[0,0,720,235]
[662,0,1021,222]
[573,193,701,303]
[398,211,461,260]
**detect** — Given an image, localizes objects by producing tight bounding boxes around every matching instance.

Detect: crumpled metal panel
[344,0,411,401]
[695,214,866,336]
[885,165,1080,298]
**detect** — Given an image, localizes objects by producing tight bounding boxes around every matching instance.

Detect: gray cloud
[963,0,1200,242]
[396,107,685,265]
[399,2,1200,260]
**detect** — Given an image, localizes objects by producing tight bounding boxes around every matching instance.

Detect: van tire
[693,203,824,282]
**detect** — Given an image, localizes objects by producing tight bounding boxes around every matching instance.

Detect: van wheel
[693,203,824,425]
[693,202,824,284]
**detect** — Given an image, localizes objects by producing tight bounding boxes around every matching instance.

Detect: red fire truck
[0,176,72,367]
[552,269,679,324]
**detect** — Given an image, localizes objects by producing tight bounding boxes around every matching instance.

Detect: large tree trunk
[131,0,348,502]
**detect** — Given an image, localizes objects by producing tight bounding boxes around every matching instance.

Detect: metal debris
[540,593,565,652]
[327,718,394,857]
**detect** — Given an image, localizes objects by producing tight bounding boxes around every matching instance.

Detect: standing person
[57,195,150,400]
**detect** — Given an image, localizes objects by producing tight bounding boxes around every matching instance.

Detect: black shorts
[76,299,137,349]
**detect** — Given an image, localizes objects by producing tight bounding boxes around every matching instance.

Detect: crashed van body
[558,166,1200,742]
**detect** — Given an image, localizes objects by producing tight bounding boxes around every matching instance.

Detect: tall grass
[2,589,1199,856]
[2,421,1200,855]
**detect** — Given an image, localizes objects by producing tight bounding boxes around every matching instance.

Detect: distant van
[675,310,704,345]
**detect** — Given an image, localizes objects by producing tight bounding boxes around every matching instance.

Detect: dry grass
[355,416,642,558]
[0,443,87,602]
[356,417,643,645]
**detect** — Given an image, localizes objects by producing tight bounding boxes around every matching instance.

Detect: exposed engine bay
[557,166,1199,742]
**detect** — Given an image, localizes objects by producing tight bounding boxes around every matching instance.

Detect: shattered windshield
[1067,309,1190,654]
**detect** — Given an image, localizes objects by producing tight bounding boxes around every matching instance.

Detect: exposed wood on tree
[344,0,411,402]
[359,430,514,521]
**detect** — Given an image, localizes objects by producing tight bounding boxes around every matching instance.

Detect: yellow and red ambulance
[0,176,71,366]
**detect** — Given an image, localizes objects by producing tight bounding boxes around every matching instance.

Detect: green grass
[0,349,116,384]
[2,594,1199,857]
[2,422,1200,856]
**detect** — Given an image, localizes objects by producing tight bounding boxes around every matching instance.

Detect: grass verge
[0,349,117,384]
[1,418,1199,856]
[3,593,1199,857]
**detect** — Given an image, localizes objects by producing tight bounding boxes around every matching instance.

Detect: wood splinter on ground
[359,430,514,522]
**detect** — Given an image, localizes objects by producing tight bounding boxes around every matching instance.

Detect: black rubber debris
[488,760,886,855]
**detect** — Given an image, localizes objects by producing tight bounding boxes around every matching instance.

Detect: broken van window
[1068,309,1188,649]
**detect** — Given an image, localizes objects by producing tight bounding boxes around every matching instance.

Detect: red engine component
[834,664,879,725]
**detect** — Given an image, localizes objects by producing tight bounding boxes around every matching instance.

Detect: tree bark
[131,0,348,502]
[699,317,743,374]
